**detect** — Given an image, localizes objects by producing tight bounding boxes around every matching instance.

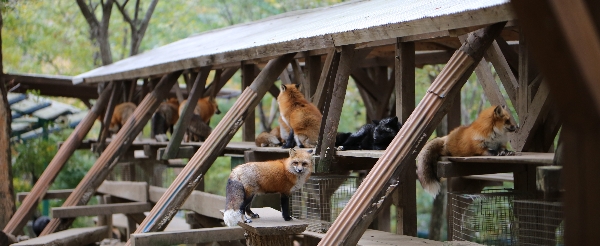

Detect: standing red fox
[277,84,322,148]
[417,105,517,196]
[223,148,313,227]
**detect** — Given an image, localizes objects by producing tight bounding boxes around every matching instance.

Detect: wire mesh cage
[449,189,524,245]
[291,175,360,233]
[512,200,564,246]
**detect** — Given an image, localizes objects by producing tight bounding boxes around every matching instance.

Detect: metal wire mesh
[449,189,522,245]
[512,200,563,246]
[291,175,360,233]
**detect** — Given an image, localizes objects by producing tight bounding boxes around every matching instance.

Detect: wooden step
[12,226,108,246]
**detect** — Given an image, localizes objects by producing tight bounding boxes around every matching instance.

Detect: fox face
[493,105,517,133]
[286,148,313,174]
[208,97,221,115]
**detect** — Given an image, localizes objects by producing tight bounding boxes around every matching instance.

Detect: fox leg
[244,195,259,219]
[282,129,296,149]
[280,194,292,221]
[239,195,255,223]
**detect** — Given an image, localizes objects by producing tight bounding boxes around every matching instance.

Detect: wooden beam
[318,23,507,246]
[305,54,322,101]
[11,226,109,246]
[97,83,119,152]
[97,181,148,202]
[317,45,355,173]
[40,71,182,236]
[394,40,416,236]
[125,54,297,245]
[162,67,211,159]
[486,40,518,103]
[514,81,551,151]
[437,161,524,178]
[17,190,74,202]
[52,202,151,218]
[131,227,245,246]
[313,48,338,110]
[203,67,239,98]
[3,83,114,236]
[242,62,257,142]
[148,186,224,219]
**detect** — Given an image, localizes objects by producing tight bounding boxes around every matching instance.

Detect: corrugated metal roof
[74,0,512,84]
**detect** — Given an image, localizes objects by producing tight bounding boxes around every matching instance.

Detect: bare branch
[134,0,140,23]
[76,0,100,29]
[115,0,134,25]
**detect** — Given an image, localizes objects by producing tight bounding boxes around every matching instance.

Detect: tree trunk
[0,10,16,229]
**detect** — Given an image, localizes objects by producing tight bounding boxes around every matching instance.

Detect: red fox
[255,126,282,147]
[109,102,136,134]
[277,84,322,148]
[416,105,517,196]
[223,148,313,227]
[179,96,221,124]
[151,98,180,141]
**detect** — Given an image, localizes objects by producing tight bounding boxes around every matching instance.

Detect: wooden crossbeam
[318,23,507,246]
[17,190,74,202]
[486,40,518,104]
[148,186,225,219]
[313,48,339,110]
[124,54,296,246]
[130,227,245,246]
[3,83,114,237]
[97,181,148,202]
[202,66,238,98]
[494,37,519,78]
[12,226,109,246]
[513,81,551,151]
[52,202,151,218]
[40,71,182,236]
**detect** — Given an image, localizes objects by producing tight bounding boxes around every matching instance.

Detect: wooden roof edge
[74,2,515,84]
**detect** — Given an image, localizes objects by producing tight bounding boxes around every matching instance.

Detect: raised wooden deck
[437,152,554,178]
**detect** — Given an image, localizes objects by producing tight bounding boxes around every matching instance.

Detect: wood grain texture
[12,226,109,246]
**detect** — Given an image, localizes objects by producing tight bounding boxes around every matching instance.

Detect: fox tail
[416,136,447,197]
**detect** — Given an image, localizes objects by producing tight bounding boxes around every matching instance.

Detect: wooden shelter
[6,0,599,244]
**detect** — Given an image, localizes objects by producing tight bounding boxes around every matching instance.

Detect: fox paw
[283,216,293,221]
[244,219,253,223]
[336,146,345,151]
[499,150,515,156]
[249,213,260,218]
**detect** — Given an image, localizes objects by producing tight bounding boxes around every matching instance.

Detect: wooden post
[318,23,506,246]
[305,54,322,101]
[393,40,416,236]
[124,54,296,246]
[40,72,182,236]
[312,48,339,112]
[242,62,257,142]
[317,45,355,173]
[3,83,114,237]
[162,67,211,160]
[97,83,119,153]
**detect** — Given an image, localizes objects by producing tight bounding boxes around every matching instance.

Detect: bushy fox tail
[416,136,447,197]
[224,179,245,227]
[223,209,242,227]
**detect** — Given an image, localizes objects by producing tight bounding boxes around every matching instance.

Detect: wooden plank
[317,45,355,173]
[485,40,517,104]
[97,181,148,202]
[131,227,245,246]
[312,48,337,110]
[444,152,554,165]
[12,226,109,246]
[474,57,506,106]
[148,186,225,219]
[126,54,297,244]
[303,229,443,246]
[305,54,322,101]
[437,161,525,178]
[40,72,182,236]
[494,37,519,78]
[464,173,514,182]
[514,81,551,151]
[242,62,257,141]
[318,23,507,246]
[394,40,416,237]
[3,83,114,236]
[51,202,152,218]
[17,190,74,202]
[162,67,210,159]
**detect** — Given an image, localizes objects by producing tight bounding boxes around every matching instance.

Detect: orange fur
[255,126,282,147]
[416,105,516,196]
[277,84,322,148]
[179,96,220,124]
[158,98,180,126]
[109,102,136,133]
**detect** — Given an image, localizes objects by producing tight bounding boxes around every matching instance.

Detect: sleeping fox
[416,105,517,196]
[223,148,313,226]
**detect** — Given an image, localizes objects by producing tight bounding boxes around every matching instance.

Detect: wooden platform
[12,226,109,246]
[303,229,444,246]
[437,152,554,178]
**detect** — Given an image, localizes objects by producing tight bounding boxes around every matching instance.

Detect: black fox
[337,116,402,150]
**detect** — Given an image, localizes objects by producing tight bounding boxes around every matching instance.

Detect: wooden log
[40,71,182,236]
[130,227,245,246]
[11,226,109,246]
[317,23,506,246]
[124,54,296,246]
[52,202,151,218]
[317,45,355,173]
[3,83,114,236]
[162,67,210,159]
[394,40,416,236]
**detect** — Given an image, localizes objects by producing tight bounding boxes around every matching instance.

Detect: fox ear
[289,147,297,157]
[295,84,300,90]
[390,116,399,124]
[372,120,380,124]
[280,84,286,92]
[494,105,503,117]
